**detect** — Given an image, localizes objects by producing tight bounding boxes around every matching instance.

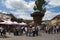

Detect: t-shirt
[56,26,59,29]
[32,27,35,31]
[25,27,27,32]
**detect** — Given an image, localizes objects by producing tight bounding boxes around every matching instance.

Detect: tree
[31,0,47,25]
[17,18,24,23]
[9,13,17,22]
[33,0,47,15]
[25,20,33,23]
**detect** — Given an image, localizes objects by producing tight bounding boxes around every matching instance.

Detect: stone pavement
[0,33,60,40]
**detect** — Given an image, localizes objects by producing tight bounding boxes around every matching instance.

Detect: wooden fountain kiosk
[30,0,47,26]
[31,12,44,25]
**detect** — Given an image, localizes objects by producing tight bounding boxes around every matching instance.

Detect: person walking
[0,26,3,36]
[2,28,6,38]
[56,25,59,34]
[20,26,24,36]
[52,25,56,34]
[28,27,32,37]
[13,28,17,36]
[35,25,40,36]
[25,26,28,36]
[32,26,35,37]
[16,27,19,36]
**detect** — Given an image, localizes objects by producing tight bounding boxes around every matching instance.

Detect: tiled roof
[51,14,60,20]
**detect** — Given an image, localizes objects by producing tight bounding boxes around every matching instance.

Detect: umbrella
[5,21,13,25]
[19,22,27,25]
[12,21,18,25]
[0,21,13,25]
[0,22,6,24]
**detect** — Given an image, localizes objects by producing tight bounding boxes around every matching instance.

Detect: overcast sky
[0,0,60,20]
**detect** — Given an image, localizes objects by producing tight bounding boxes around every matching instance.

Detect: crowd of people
[13,25,40,37]
[41,24,60,34]
[0,24,40,37]
[0,26,6,37]
[0,24,60,38]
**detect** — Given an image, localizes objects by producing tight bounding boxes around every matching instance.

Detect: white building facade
[0,12,12,21]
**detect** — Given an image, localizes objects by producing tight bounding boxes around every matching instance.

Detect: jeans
[33,31,35,37]
[29,32,32,37]
[35,31,38,36]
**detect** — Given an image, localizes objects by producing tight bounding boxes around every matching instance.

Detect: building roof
[0,12,12,17]
[6,14,17,21]
[51,14,60,20]
[0,12,17,21]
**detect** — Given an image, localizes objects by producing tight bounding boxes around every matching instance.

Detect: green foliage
[9,13,17,22]
[33,0,47,14]
[25,20,32,23]
[17,18,23,23]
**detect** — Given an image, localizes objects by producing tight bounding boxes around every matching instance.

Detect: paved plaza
[0,32,60,40]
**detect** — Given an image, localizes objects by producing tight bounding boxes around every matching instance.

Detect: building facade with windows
[51,15,60,25]
[0,12,12,21]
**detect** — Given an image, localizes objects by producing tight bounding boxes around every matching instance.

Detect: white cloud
[3,0,35,20]
[0,10,2,12]
[1,0,60,20]
[18,15,33,20]
[49,0,60,6]
[4,0,35,11]
[46,0,60,8]
[42,0,60,20]
[0,10,8,14]
[10,8,33,20]
[43,11,60,20]
[10,10,33,20]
